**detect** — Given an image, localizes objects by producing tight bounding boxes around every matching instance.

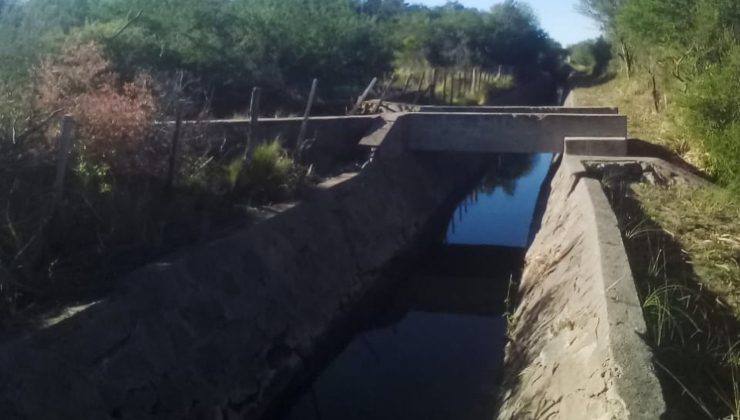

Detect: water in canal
[278,153,552,420]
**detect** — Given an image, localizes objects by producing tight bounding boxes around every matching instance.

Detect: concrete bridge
[360,106,628,156]
[167,106,629,174]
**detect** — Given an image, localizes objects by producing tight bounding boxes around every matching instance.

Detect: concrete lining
[497,155,666,419]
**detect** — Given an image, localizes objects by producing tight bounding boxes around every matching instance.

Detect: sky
[413,0,602,46]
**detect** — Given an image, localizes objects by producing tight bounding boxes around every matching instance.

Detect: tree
[577,0,624,31]
[577,0,634,76]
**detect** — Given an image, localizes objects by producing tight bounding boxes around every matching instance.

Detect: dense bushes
[0,0,563,120]
[0,0,393,116]
[389,1,562,77]
[568,37,613,76]
[680,45,740,187]
[35,42,156,171]
[579,0,740,190]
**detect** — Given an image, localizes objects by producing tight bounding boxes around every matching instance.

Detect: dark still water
[447,153,553,247]
[277,154,552,420]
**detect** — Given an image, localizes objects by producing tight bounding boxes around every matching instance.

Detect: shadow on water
[273,153,553,420]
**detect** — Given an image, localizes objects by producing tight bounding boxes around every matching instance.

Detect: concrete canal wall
[0,134,487,419]
[497,155,666,419]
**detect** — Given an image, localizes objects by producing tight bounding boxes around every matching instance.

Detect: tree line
[0,0,564,123]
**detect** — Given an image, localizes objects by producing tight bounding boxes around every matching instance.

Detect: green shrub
[237,140,300,204]
[681,45,740,190]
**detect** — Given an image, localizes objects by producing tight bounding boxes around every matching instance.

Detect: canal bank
[0,132,493,419]
[497,154,666,419]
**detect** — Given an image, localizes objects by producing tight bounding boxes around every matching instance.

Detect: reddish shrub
[35,42,155,170]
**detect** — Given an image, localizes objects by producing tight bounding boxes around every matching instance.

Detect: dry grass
[571,74,704,168]
[604,179,740,420]
[634,184,740,316]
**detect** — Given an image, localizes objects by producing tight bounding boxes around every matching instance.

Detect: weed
[504,273,519,331]
[236,139,302,204]
[714,367,740,420]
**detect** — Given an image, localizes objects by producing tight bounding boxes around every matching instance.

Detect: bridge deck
[403,112,627,153]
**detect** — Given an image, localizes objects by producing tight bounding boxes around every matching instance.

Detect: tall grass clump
[236,140,301,204]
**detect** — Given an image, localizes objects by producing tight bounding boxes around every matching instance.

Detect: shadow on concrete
[626,138,712,181]
[495,285,560,415]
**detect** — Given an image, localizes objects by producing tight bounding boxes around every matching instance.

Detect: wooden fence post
[430,68,438,102]
[450,71,455,105]
[401,73,413,96]
[53,115,75,205]
[413,71,426,104]
[373,74,397,113]
[297,78,318,147]
[458,71,464,99]
[165,103,184,195]
[243,87,261,161]
[442,70,448,104]
[350,77,378,115]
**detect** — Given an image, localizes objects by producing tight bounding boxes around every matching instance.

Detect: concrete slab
[404,113,628,153]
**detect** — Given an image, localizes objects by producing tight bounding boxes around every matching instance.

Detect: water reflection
[447,154,552,248]
[281,246,521,420]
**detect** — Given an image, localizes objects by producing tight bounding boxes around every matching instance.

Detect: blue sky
[413,0,602,46]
